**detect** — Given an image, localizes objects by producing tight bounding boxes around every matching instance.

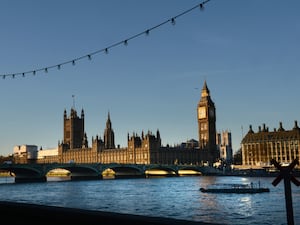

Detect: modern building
[241,121,300,167]
[13,145,38,163]
[13,145,59,163]
[37,148,59,160]
[14,81,219,165]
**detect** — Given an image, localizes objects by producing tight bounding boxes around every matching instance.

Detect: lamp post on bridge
[271,158,300,225]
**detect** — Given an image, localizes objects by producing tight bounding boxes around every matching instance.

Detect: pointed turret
[278,122,285,132]
[81,108,84,119]
[201,80,210,98]
[156,129,160,140]
[64,109,67,119]
[106,111,112,129]
[248,125,254,134]
[293,120,300,131]
[104,111,115,149]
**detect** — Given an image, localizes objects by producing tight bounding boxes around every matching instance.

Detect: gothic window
[65,131,70,139]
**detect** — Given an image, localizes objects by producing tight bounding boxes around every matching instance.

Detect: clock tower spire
[197,80,218,163]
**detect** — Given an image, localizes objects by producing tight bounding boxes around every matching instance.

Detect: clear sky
[0,0,299,156]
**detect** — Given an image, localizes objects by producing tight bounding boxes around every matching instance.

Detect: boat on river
[200,182,270,194]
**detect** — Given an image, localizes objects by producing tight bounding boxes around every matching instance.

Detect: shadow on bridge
[0,163,222,183]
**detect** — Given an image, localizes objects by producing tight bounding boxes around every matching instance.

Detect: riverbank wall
[0,201,222,225]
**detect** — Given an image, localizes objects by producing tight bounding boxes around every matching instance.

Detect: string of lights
[1,0,211,80]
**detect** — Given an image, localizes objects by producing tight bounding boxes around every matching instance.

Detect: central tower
[63,108,85,149]
[104,112,115,149]
[197,81,218,162]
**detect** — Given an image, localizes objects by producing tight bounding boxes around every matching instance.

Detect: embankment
[0,201,222,225]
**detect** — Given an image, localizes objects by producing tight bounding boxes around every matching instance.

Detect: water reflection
[0,176,298,225]
[236,196,253,218]
[197,176,282,224]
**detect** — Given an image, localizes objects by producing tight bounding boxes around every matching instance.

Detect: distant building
[241,121,300,167]
[63,108,86,149]
[13,145,58,164]
[13,145,38,163]
[216,130,233,163]
[180,139,199,149]
[37,148,59,162]
[14,81,219,166]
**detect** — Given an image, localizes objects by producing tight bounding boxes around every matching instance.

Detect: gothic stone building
[197,81,219,163]
[241,121,300,167]
[216,130,233,164]
[17,81,219,165]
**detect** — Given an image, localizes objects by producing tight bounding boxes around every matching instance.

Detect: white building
[13,145,38,159]
[13,145,58,160]
[37,148,58,159]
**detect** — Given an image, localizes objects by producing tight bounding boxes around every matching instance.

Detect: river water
[0,175,299,225]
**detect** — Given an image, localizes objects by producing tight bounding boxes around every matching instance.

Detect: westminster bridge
[0,163,222,183]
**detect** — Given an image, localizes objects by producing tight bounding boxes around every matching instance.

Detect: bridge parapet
[0,163,212,182]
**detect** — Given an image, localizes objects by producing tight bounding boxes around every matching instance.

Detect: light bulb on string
[199,4,204,10]
[171,18,176,25]
[0,0,211,81]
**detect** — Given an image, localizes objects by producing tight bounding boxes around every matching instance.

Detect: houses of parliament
[14,81,222,165]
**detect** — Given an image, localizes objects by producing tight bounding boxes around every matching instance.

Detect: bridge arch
[145,165,178,176]
[0,163,221,183]
[177,165,202,176]
[100,164,145,178]
[0,164,46,182]
[45,163,101,180]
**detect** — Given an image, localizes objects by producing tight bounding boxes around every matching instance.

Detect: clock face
[198,107,206,119]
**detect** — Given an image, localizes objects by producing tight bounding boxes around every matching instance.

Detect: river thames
[0,175,299,225]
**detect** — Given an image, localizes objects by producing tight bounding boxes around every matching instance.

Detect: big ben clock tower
[197,81,218,163]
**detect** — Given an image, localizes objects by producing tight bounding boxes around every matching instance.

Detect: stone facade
[241,121,300,167]
[216,130,233,163]
[15,81,218,165]
[197,81,219,163]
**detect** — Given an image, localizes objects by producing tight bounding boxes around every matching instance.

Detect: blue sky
[0,0,299,156]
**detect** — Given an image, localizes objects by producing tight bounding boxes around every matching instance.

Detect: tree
[0,154,13,163]
[233,148,242,165]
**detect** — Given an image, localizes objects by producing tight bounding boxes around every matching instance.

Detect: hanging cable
[0,0,211,79]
